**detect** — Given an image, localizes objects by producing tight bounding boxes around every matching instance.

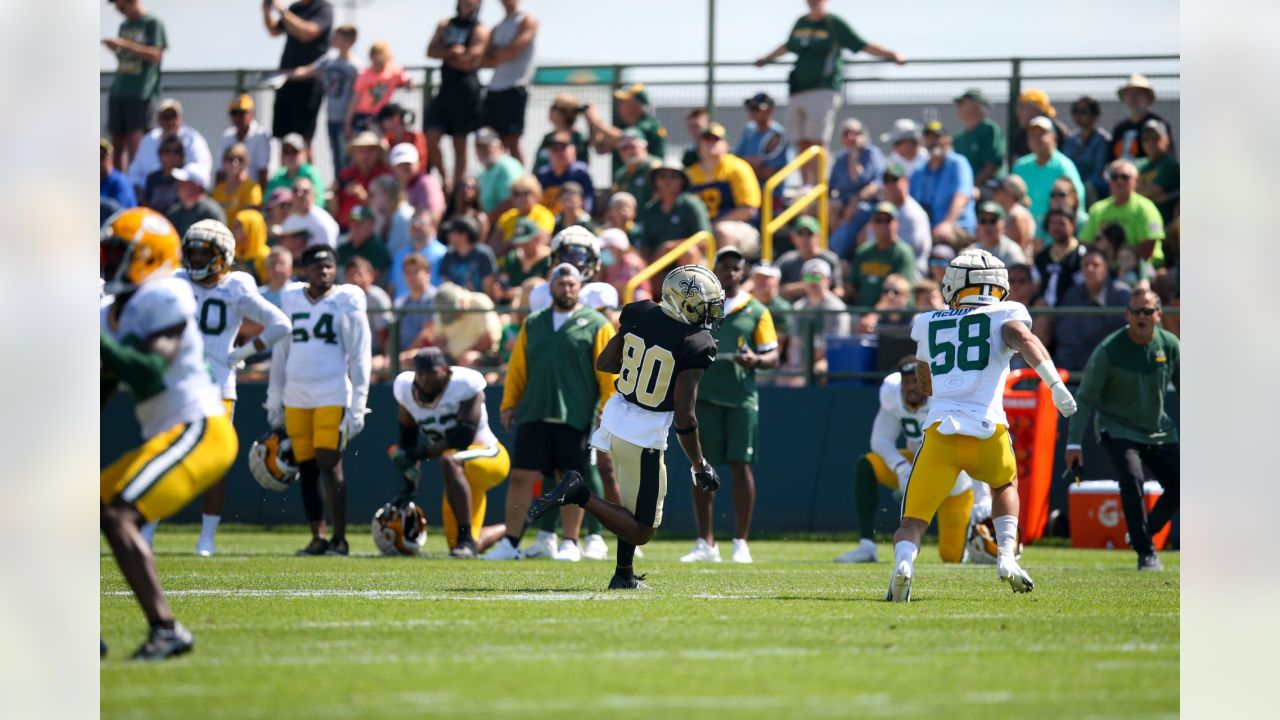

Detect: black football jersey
[612,300,717,412]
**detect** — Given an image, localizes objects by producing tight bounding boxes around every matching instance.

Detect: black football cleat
[450,539,478,559]
[297,537,330,556]
[131,622,194,661]
[1138,553,1163,571]
[527,471,587,523]
[324,537,350,556]
[101,638,108,659]
[607,572,651,591]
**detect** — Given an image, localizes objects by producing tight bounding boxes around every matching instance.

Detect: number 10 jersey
[911,301,1031,439]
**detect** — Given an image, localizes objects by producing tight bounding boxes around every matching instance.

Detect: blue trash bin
[825,334,878,386]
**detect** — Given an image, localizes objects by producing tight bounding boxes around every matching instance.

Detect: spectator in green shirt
[497,217,551,302]
[612,129,662,208]
[849,202,917,306]
[755,0,904,186]
[952,88,1006,188]
[475,127,525,216]
[1080,159,1166,265]
[265,133,325,200]
[1135,120,1179,223]
[1065,288,1178,571]
[336,205,392,282]
[534,94,590,174]
[585,84,668,176]
[105,0,167,172]
[629,163,712,261]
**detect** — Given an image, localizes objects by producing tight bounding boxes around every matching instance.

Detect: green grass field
[102,528,1179,719]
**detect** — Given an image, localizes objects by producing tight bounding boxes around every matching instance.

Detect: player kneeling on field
[101,208,238,659]
[386,348,510,558]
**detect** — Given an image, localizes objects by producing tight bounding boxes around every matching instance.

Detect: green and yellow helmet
[660,264,725,331]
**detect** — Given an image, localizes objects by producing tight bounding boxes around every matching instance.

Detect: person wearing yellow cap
[686,122,762,227]
[584,83,668,176]
[219,94,271,186]
[1009,87,1068,160]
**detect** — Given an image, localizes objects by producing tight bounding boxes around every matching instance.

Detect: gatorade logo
[1098,499,1121,528]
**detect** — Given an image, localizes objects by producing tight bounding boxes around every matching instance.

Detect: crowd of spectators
[102,0,1179,381]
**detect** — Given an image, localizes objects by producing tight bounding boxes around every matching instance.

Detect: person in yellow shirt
[685,122,762,224]
[212,143,262,219]
[493,174,555,251]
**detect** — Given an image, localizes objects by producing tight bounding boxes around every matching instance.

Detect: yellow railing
[623,231,716,304]
[761,145,829,262]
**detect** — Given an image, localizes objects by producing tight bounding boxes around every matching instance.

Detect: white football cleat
[731,538,753,564]
[997,555,1035,593]
[581,534,608,560]
[523,531,559,559]
[680,538,722,563]
[481,539,524,560]
[835,540,879,564]
[555,539,582,562]
[887,560,913,602]
[195,536,215,557]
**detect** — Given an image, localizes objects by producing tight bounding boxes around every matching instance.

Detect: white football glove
[265,402,285,430]
[343,409,367,440]
[1049,381,1077,417]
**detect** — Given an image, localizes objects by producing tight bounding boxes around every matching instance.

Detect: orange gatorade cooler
[1002,368,1068,543]
[1068,480,1171,550]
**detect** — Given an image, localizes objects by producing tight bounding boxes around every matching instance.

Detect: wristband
[674,423,697,435]
[1033,360,1063,388]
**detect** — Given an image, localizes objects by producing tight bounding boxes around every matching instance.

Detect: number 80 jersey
[911,301,1032,438]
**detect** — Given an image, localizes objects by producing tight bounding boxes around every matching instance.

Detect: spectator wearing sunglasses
[925,243,955,284]
[140,133,184,211]
[287,177,339,248]
[126,98,212,196]
[973,201,1027,269]
[1079,159,1166,265]
[849,202,917,307]
[265,133,325,199]
[218,93,271,186]
[1065,288,1179,572]
[1062,95,1112,204]
[1050,247,1130,372]
[855,273,912,334]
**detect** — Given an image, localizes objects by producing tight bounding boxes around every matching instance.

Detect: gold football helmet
[660,264,725,331]
[101,207,181,295]
[182,219,236,281]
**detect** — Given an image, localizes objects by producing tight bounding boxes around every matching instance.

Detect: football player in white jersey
[886,248,1076,602]
[266,245,372,556]
[100,208,238,659]
[140,220,288,556]
[834,357,974,564]
[388,348,511,557]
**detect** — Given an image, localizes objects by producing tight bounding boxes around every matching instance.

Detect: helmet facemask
[553,243,598,280]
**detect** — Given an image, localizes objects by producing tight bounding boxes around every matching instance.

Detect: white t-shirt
[269,284,371,410]
[872,371,971,496]
[528,281,619,313]
[127,125,214,190]
[911,301,1031,438]
[101,276,225,438]
[218,121,273,182]
[179,270,290,399]
[392,367,498,449]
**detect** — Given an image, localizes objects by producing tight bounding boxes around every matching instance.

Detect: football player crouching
[386,348,510,558]
[101,208,238,659]
[138,220,290,556]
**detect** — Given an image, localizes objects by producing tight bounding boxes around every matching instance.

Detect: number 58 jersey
[276,284,370,409]
[911,301,1031,438]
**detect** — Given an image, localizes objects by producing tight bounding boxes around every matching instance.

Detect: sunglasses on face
[929,258,950,267]
[1050,190,1068,198]
[229,109,247,116]
[978,217,1000,225]
[803,273,826,283]
[160,148,181,155]
[293,187,312,195]
[159,113,178,122]
[1127,307,1157,316]
[883,287,905,296]
[1110,174,1134,182]
[549,143,569,151]
[512,189,534,197]
[872,216,892,224]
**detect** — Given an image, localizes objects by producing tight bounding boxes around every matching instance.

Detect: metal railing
[761,145,828,262]
[623,231,716,303]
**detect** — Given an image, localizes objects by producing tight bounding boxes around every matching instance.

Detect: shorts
[902,423,1015,524]
[100,414,238,522]
[273,78,324,140]
[606,433,668,528]
[696,399,757,466]
[512,421,589,476]
[440,443,511,548]
[481,86,528,137]
[284,405,346,463]
[784,88,842,145]
[108,95,152,136]
[425,85,483,137]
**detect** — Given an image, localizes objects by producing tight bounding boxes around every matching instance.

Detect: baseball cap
[613,83,650,105]
[841,118,867,137]
[702,122,727,141]
[793,215,820,235]
[157,98,183,115]
[228,93,254,112]
[1141,118,1168,137]
[801,258,831,278]
[560,181,584,198]
[872,201,898,219]
[268,187,294,207]
[549,262,583,282]
[929,244,957,263]
[170,163,209,189]
[100,138,112,154]
[882,162,907,180]
[744,92,775,109]
[474,127,501,146]
[977,200,1005,219]
[389,142,419,167]
[347,131,385,150]
[412,347,448,371]
[751,263,781,278]
[282,133,307,151]
[923,120,946,136]
[1018,88,1057,117]
[953,88,990,107]
[549,130,573,146]
[715,245,745,263]
[598,228,631,252]
[272,214,311,238]
[509,216,543,246]
[1027,116,1055,133]
[620,127,647,144]
[349,205,372,223]
[881,118,921,144]
[376,102,407,122]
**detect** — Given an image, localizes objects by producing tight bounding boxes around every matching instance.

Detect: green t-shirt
[629,192,712,255]
[534,130,589,174]
[337,238,392,275]
[1136,154,1180,223]
[952,118,1005,178]
[1079,194,1167,266]
[266,163,326,199]
[613,114,668,175]
[498,249,551,289]
[110,14,168,100]
[698,296,779,408]
[479,154,525,214]
[1067,327,1179,446]
[681,145,700,169]
[785,14,866,94]
[612,157,662,207]
[849,240,916,306]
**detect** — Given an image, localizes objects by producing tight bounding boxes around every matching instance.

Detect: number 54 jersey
[911,301,1031,439]
[275,284,371,409]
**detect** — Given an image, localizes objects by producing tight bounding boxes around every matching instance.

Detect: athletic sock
[200,514,221,539]
[616,540,637,573]
[854,457,880,541]
[504,535,521,549]
[299,460,323,523]
[456,524,472,546]
[894,540,918,568]
[993,515,1018,559]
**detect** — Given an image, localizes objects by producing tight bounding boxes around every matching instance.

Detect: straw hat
[1117,73,1157,102]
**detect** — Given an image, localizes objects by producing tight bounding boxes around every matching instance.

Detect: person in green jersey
[952,88,1006,188]
[850,202,917,306]
[755,0,904,185]
[1065,289,1179,572]
[612,129,663,208]
[681,248,780,564]
[105,0,168,170]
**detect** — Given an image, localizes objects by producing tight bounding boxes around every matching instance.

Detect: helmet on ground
[941,248,1009,308]
[660,264,725,331]
[371,502,428,556]
[101,207,181,295]
[182,219,236,281]
[248,429,300,492]
[550,226,601,280]
[966,518,1022,564]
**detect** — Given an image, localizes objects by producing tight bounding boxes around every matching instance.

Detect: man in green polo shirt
[952,88,1005,187]
[629,162,712,260]
[850,202,917,306]
[491,264,617,561]
[1080,159,1167,265]
[612,128,663,208]
[585,83,668,176]
[681,248,780,565]
[1065,288,1179,571]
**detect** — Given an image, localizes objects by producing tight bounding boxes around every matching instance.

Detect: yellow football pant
[867,449,973,563]
[904,423,1014,536]
[101,414,238,522]
[284,406,345,462]
[442,443,511,548]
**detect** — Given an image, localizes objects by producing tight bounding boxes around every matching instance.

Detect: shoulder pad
[879,373,903,413]
[451,366,487,396]
[337,284,367,312]
[392,371,414,407]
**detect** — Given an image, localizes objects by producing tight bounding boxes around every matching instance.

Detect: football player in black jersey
[528,264,725,589]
